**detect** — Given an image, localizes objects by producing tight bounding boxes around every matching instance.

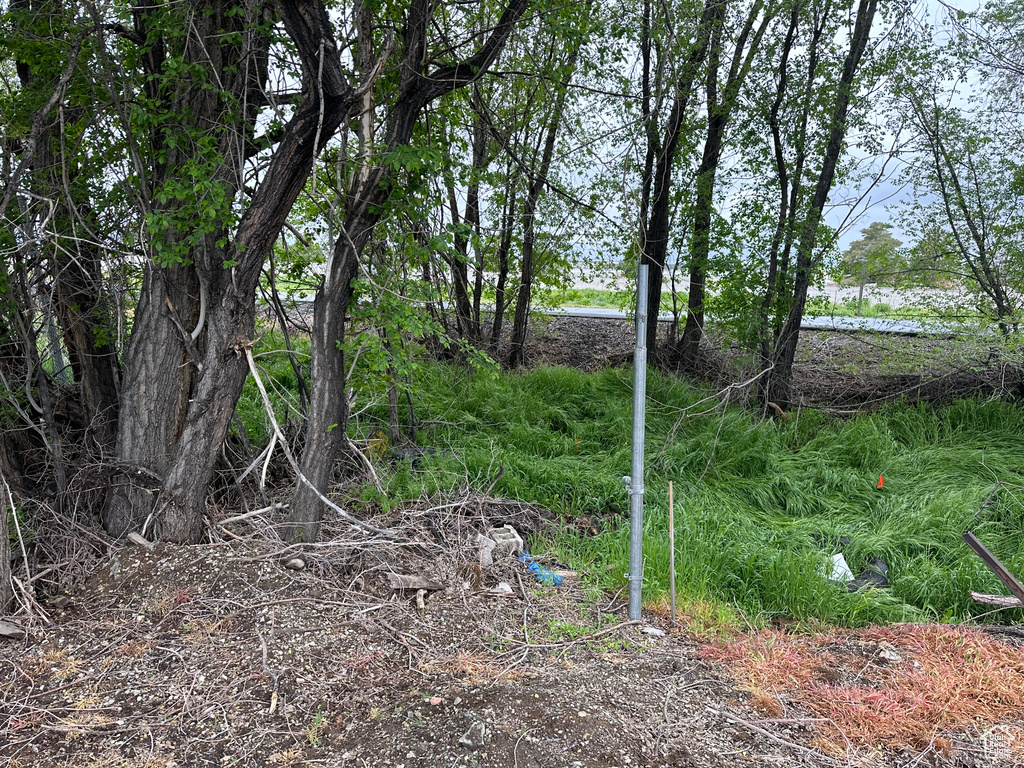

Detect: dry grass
[701,624,1024,756]
[417,650,534,684]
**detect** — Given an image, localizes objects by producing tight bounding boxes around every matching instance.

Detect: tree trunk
[677,3,727,367]
[766,0,880,408]
[287,216,366,542]
[11,0,120,459]
[105,0,358,541]
[446,173,477,341]
[287,0,530,540]
[508,47,581,367]
[489,164,519,348]
[676,0,768,369]
[639,0,718,354]
[445,106,489,343]
[104,266,199,536]
[34,152,121,450]
[757,1,820,368]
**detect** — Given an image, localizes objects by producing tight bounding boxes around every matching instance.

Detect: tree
[903,227,961,288]
[3,0,405,543]
[102,0,367,542]
[945,0,1024,97]
[0,0,532,546]
[637,0,718,354]
[285,0,530,541]
[507,36,584,368]
[763,0,883,408]
[899,95,1022,330]
[675,0,773,368]
[840,222,903,315]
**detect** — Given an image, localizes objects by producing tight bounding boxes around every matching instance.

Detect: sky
[826,0,987,254]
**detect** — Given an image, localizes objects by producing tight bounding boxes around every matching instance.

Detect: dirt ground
[0,531,756,768]
[3,319,1024,767]
[521,315,1020,407]
[3,499,1024,768]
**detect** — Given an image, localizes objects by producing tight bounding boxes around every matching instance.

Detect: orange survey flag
[877,474,885,489]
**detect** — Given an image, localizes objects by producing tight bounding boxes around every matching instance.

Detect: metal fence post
[627,265,649,621]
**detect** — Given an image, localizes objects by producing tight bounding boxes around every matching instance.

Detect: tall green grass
[356,364,1024,626]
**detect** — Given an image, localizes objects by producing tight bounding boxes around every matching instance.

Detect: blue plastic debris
[518,552,564,586]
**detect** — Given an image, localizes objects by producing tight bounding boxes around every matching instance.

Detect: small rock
[127,532,155,550]
[642,627,666,637]
[283,557,306,571]
[472,533,496,568]
[458,720,489,749]
[429,697,442,706]
[0,620,26,640]
[877,642,901,663]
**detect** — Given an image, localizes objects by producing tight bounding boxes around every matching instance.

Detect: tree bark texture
[105,0,359,541]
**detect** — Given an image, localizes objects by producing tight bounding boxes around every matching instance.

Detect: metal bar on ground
[628,265,649,621]
[669,480,676,626]
[962,530,1024,605]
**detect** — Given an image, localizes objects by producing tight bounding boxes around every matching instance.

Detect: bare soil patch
[522,315,1021,408]
[0,514,783,768]
[3,498,1024,768]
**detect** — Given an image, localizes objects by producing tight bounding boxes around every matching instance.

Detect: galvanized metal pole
[628,265,649,621]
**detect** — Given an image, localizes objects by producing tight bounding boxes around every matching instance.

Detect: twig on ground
[3,474,36,617]
[346,435,384,493]
[219,504,288,527]
[711,709,845,767]
[257,630,283,715]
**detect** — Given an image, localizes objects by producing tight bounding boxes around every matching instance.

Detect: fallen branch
[710,709,844,767]
[963,531,1024,605]
[3,474,33,615]
[219,503,288,527]
[969,591,1024,609]
[243,345,406,543]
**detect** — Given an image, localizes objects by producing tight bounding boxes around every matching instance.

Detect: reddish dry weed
[701,624,1024,756]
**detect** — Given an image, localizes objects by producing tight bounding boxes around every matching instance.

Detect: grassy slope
[362,364,1024,627]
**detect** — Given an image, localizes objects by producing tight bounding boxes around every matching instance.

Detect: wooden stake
[669,480,676,626]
